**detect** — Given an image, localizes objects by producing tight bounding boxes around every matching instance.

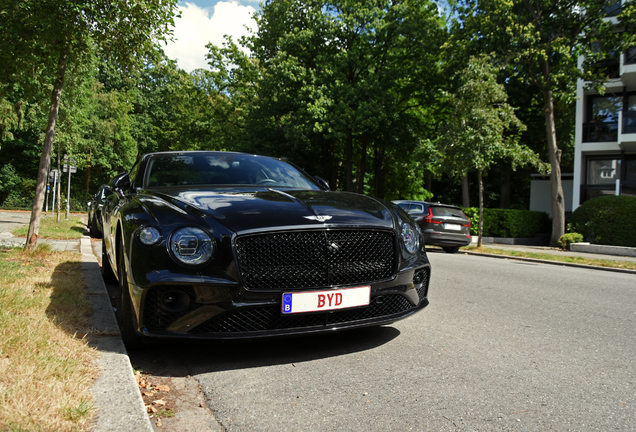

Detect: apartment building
[572,2,636,211]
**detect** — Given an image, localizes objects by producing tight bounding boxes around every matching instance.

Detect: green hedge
[569,195,636,247]
[0,196,87,212]
[462,208,551,238]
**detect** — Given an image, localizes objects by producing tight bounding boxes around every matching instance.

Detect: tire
[116,242,142,350]
[90,215,101,238]
[443,246,460,254]
[101,240,118,284]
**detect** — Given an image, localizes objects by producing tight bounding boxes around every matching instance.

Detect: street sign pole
[66,165,71,219]
[63,155,77,220]
[51,169,58,215]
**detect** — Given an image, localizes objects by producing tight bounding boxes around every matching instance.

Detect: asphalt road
[128,250,636,432]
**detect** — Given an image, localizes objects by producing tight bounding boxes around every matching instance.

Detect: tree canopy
[1,0,632,242]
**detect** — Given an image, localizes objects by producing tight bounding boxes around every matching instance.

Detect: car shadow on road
[129,325,401,377]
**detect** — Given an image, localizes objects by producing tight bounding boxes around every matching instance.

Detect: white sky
[163,1,258,72]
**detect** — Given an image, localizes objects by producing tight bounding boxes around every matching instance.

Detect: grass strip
[464,246,636,271]
[13,215,86,240]
[0,245,96,431]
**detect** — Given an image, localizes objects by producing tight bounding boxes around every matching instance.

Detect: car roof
[392,200,462,209]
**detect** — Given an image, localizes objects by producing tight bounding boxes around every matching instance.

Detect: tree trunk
[541,62,565,247]
[500,163,511,209]
[462,174,470,208]
[323,138,337,190]
[56,144,61,223]
[373,146,385,199]
[356,135,368,194]
[477,170,484,247]
[86,147,91,192]
[25,46,70,250]
[345,129,354,192]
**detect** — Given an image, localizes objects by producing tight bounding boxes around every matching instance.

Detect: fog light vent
[160,289,191,313]
[413,269,426,285]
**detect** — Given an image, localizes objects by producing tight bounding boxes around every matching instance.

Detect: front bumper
[132,266,431,340]
[424,231,471,248]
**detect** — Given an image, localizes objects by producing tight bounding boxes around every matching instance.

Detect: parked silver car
[393,200,472,253]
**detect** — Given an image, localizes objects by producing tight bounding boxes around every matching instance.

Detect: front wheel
[116,243,142,350]
[443,246,460,254]
[101,240,117,284]
[90,215,102,238]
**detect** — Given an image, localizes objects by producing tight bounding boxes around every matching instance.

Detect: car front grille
[235,230,396,290]
[190,293,414,334]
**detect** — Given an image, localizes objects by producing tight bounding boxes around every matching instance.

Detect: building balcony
[583,122,618,142]
[621,48,636,86]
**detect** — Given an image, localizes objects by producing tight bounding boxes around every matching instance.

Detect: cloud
[163,1,256,73]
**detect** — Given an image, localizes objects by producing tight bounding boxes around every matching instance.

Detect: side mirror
[111,172,130,194]
[314,176,330,191]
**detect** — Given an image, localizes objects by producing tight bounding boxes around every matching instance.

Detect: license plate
[444,223,461,231]
[282,286,371,314]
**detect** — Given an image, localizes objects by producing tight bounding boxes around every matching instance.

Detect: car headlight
[401,223,419,254]
[170,227,214,265]
[138,226,162,246]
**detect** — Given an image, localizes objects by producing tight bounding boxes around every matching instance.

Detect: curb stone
[461,250,636,275]
[81,237,153,432]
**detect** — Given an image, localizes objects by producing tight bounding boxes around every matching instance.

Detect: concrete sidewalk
[0,211,152,432]
[476,243,636,264]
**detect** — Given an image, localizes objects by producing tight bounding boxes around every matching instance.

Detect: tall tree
[208,0,446,197]
[449,0,624,246]
[0,0,179,249]
[437,55,544,245]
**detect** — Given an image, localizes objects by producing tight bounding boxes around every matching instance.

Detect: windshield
[144,153,320,190]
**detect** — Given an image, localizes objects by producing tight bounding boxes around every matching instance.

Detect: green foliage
[558,233,584,250]
[437,55,543,178]
[208,0,447,197]
[569,196,636,247]
[0,164,21,202]
[462,208,551,238]
[448,0,628,245]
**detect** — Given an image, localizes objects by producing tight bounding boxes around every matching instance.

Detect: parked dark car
[393,200,472,253]
[102,151,431,347]
[87,185,113,238]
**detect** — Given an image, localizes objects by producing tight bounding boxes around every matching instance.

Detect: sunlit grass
[0,246,96,431]
[464,245,636,271]
[12,215,85,240]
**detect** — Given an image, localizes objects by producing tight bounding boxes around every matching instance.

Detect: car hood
[143,188,395,233]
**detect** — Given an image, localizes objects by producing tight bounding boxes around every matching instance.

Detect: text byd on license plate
[282,286,371,314]
[444,223,462,231]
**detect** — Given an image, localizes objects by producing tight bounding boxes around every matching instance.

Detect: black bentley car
[101,151,431,347]
[87,185,113,238]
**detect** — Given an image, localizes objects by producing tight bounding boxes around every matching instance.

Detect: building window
[624,95,636,134]
[583,95,621,142]
[581,157,620,203]
[624,158,636,197]
[626,47,636,65]
[581,156,636,203]
[587,159,621,185]
[606,1,622,16]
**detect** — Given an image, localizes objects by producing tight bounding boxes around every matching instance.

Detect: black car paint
[102,152,431,343]
[87,185,113,238]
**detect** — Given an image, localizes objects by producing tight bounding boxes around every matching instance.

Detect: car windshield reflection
[144,153,320,190]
